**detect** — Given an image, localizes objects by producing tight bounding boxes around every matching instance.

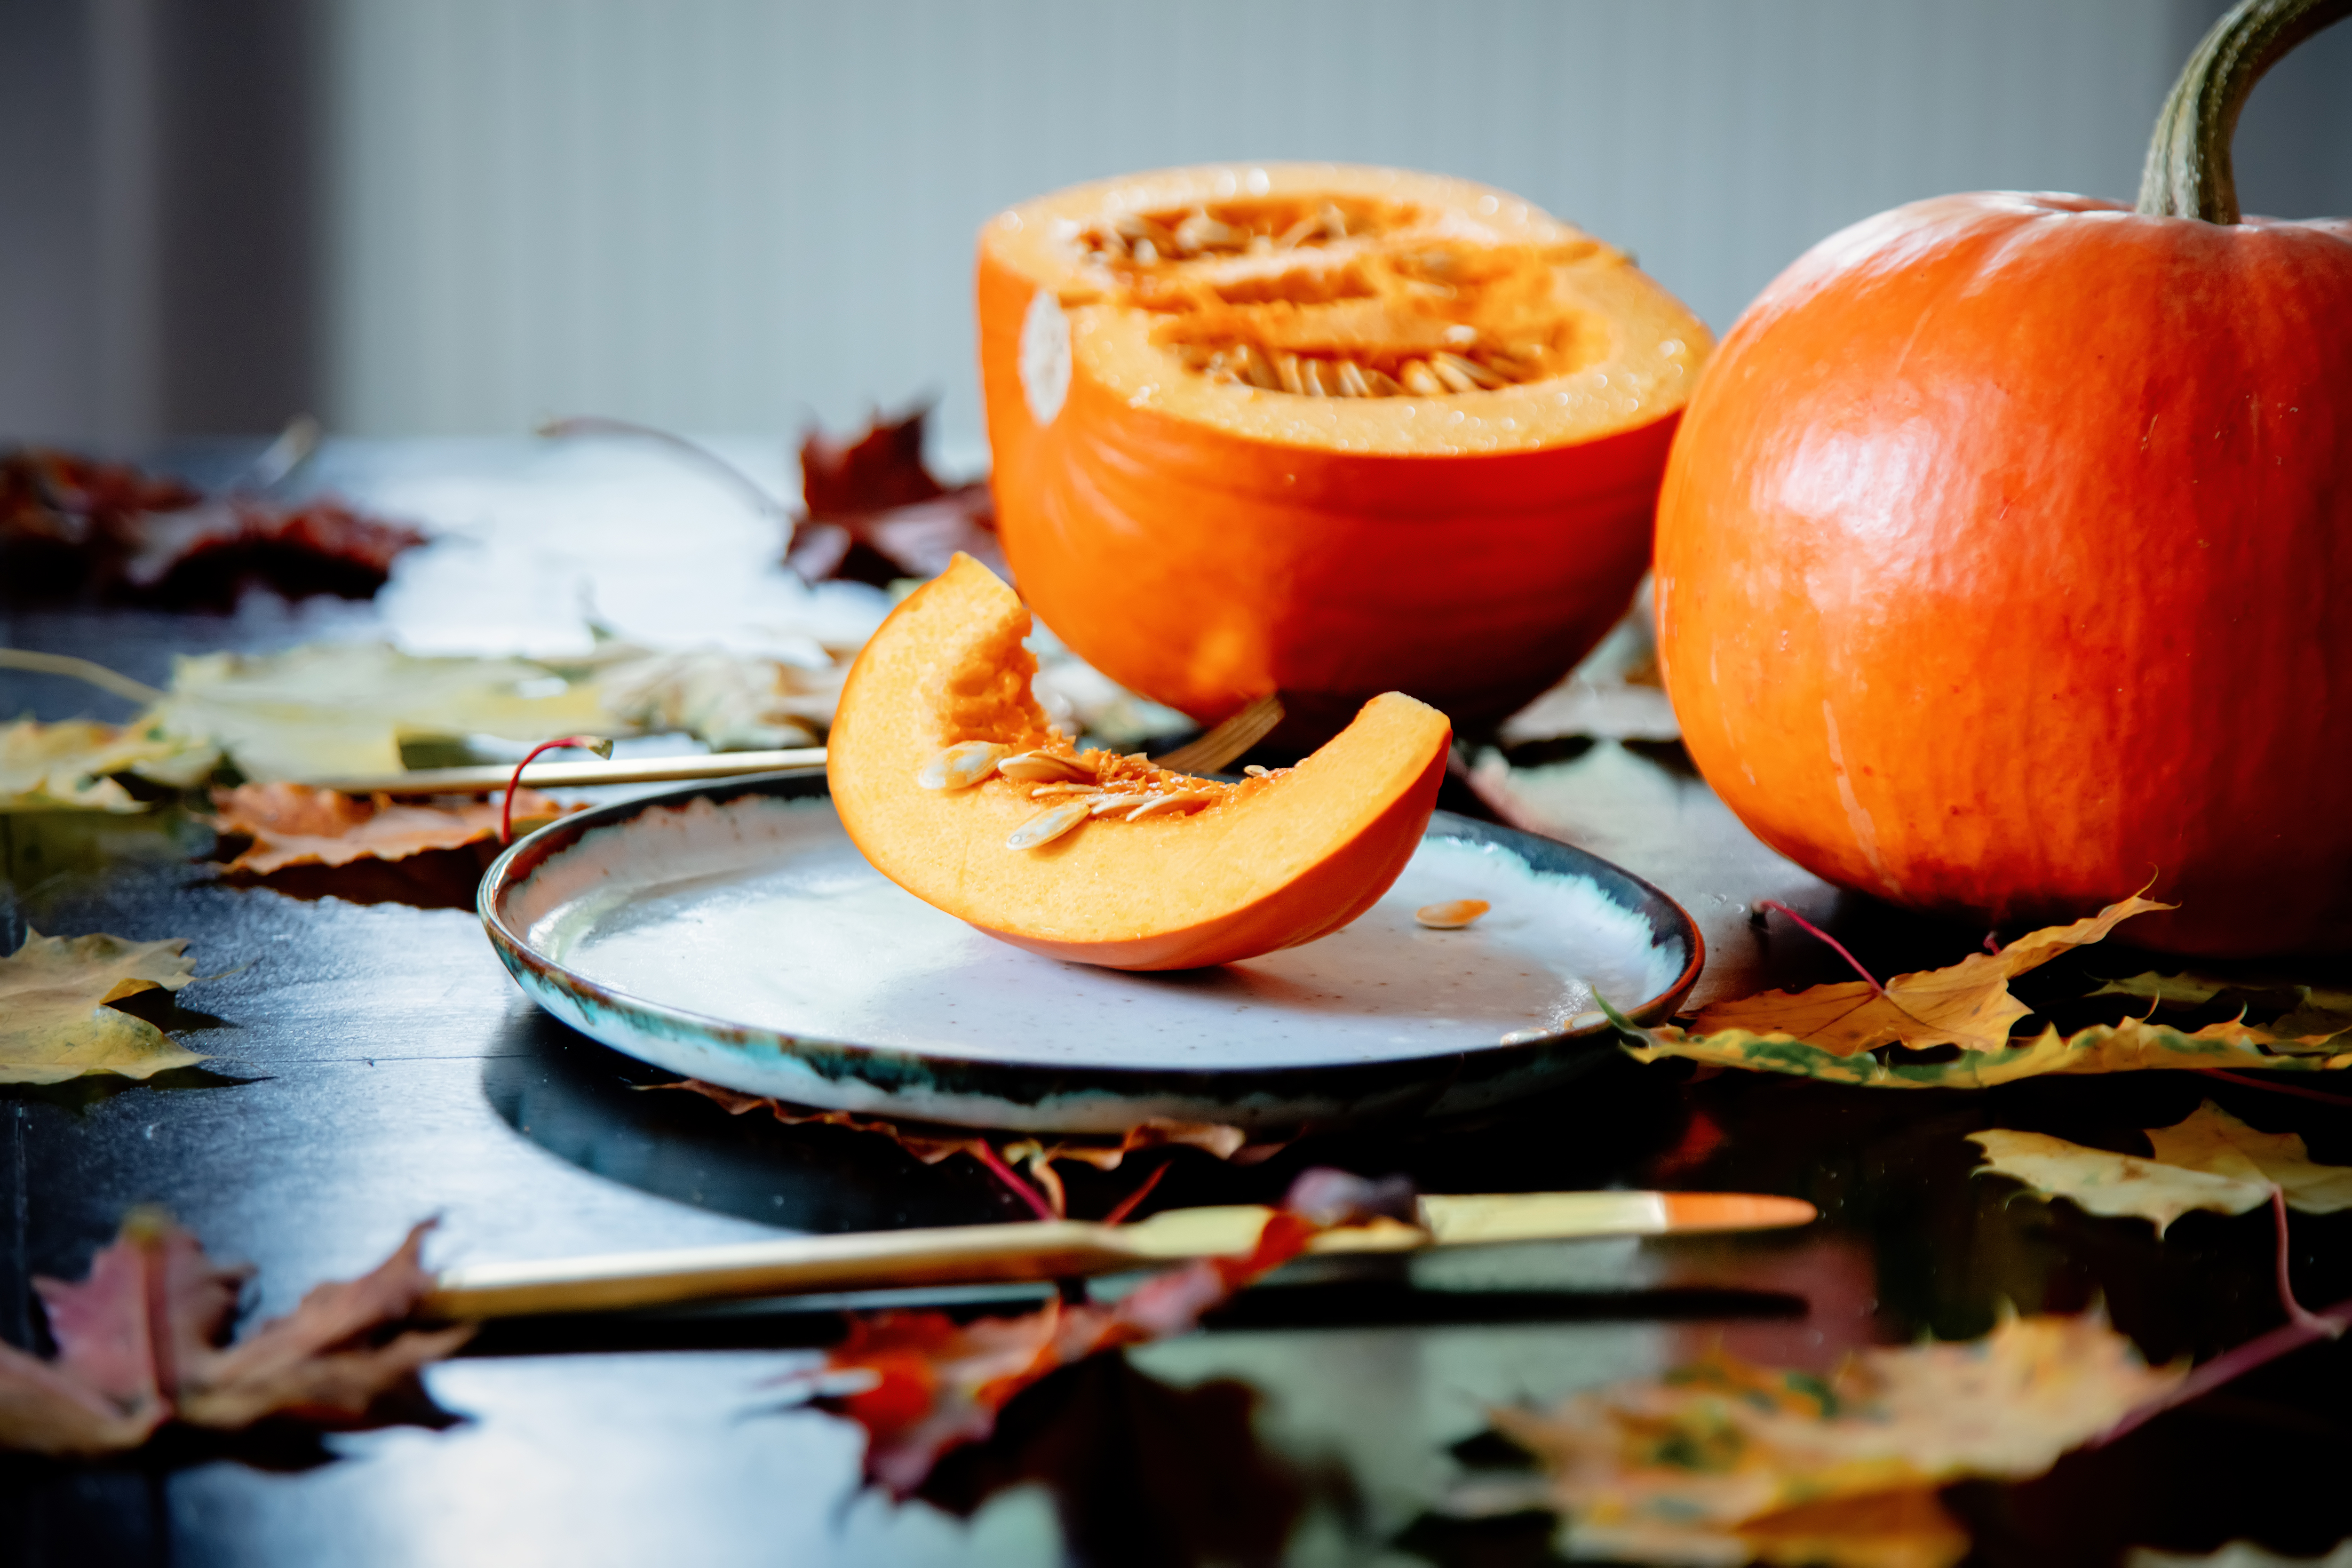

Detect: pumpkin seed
[1007,798,1093,851]
[1431,351,1503,391]
[1242,764,1271,778]
[1415,898,1491,930]
[1125,791,1213,821]
[998,749,1097,782]
[1236,344,1281,390]
[1399,359,1447,396]
[1297,358,1331,398]
[919,741,1012,790]
[1028,782,1100,797]
[1335,360,1373,398]
[1274,352,1305,396]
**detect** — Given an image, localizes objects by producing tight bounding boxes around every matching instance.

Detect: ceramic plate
[480,772,1702,1135]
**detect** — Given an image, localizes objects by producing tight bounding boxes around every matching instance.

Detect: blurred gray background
[5,0,2350,462]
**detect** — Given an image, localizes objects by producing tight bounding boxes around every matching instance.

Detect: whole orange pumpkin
[1655,0,2352,956]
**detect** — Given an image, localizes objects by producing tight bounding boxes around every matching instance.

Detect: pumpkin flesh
[978,164,1710,737]
[828,554,1451,970]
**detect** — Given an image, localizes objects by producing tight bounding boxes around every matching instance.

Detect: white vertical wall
[325,0,2215,454]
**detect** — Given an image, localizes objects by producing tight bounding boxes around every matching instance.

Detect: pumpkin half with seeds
[978,163,1710,740]
[828,553,1450,970]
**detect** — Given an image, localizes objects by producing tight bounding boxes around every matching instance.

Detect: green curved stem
[2139,0,2352,223]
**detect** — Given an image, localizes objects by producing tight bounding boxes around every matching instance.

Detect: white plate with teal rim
[480,771,1702,1135]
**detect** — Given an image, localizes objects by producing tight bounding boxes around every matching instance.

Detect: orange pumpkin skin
[976,166,1708,739]
[1008,368,1678,739]
[1656,193,2352,955]
[829,554,1452,971]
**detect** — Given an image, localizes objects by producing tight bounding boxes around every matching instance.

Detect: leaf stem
[970,1140,1059,1222]
[2203,1068,2352,1106]
[500,736,612,844]
[1756,900,1883,995]
[1100,1159,1172,1226]
[2097,1187,2349,1447]
[0,647,167,706]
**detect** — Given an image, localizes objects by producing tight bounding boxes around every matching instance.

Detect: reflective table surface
[4,439,2350,1568]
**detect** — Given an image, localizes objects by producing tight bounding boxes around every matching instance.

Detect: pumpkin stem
[2138,0,2352,223]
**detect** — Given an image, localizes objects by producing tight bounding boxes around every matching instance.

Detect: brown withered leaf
[0,1210,470,1458]
[1972,1101,2352,1235]
[0,447,426,608]
[208,782,570,876]
[1470,1310,2180,1568]
[787,406,1005,587]
[1689,895,2172,1058]
[0,931,207,1086]
[798,1169,1399,1495]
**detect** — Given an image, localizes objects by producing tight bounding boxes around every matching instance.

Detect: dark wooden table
[5,440,2350,1568]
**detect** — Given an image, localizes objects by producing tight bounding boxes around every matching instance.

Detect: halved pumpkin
[977,163,1711,739]
[829,554,1450,970]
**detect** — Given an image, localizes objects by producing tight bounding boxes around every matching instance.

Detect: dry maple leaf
[1617,1008,2352,1090]
[208,782,570,876]
[796,1169,1401,1495]
[1687,894,2171,1058]
[0,1209,469,1458]
[787,406,1005,587]
[0,714,219,812]
[1610,894,2352,1087]
[1972,1101,2352,1235]
[152,643,612,782]
[0,931,208,1086]
[0,447,425,608]
[2093,971,2352,1045]
[593,647,842,751]
[1472,1310,2180,1568]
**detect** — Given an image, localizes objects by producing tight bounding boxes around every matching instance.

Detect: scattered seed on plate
[1415,899,1491,930]
[918,741,1011,790]
[1007,798,1093,850]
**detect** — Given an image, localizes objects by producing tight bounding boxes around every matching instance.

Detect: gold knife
[423,1191,1815,1321]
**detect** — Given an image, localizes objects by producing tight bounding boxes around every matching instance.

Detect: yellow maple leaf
[151,644,610,782]
[1485,1311,2180,1568]
[1973,1102,2352,1234]
[0,716,219,813]
[0,932,208,1085]
[1620,1011,2352,1090]
[1684,896,2170,1057]
[2092,971,2352,1048]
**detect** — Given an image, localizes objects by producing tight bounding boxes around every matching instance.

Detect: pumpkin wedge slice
[829,554,1450,970]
